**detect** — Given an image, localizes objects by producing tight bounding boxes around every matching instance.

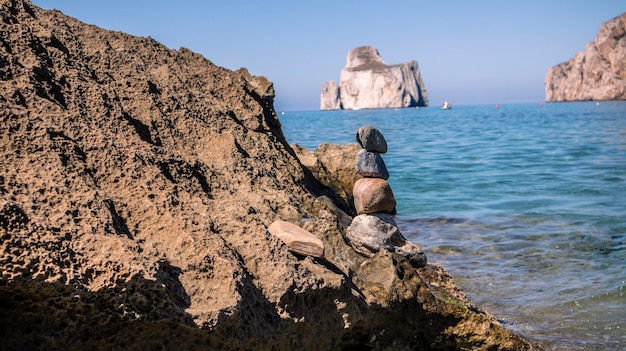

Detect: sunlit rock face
[1,1,538,349]
[545,13,626,102]
[321,46,428,110]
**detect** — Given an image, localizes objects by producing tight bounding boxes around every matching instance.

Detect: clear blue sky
[32,1,625,111]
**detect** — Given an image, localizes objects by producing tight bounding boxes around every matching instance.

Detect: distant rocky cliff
[1,1,538,350]
[545,13,626,102]
[321,46,428,110]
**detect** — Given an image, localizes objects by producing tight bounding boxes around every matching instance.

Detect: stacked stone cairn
[346,126,427,268]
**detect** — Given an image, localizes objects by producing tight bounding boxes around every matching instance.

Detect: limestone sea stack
[346,126,426,268]
[545,12,626,102]
[320,46,429,110]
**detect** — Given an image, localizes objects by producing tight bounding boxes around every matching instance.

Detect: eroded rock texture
[321,46,429,110]
[545,12,626,102]
[1,1,539,350]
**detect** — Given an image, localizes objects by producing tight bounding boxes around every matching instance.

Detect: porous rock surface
[321,46,429,110]
[0,1,540,350]
[545,12,626,102]
[291,142,361,217]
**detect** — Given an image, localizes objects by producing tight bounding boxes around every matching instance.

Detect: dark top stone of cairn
[356,125,388,154]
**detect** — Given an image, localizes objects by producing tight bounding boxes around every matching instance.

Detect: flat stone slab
[356,149,389,179]
[356,125,388,153]
[267,220,324,258]
[353,178,396,215]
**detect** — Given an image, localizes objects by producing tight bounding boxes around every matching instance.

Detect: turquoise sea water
[280,102,626,351]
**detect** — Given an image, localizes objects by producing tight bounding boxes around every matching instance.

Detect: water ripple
[282,102,626,350]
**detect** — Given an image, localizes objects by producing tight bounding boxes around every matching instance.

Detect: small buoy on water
[539,102,544,107]
[495,104,499,109]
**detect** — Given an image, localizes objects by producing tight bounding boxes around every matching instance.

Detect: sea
[280,102,626,351]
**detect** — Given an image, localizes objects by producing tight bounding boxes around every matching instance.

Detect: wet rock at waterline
[394,242,427,268]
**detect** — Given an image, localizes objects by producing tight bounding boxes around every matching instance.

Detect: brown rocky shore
[1,1,541,350]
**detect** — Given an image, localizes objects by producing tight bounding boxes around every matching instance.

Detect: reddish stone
[353,178,396,215]
[267,220,324,257]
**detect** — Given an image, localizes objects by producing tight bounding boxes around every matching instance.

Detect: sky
[31,1,625,111]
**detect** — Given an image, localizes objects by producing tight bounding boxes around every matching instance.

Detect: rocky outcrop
[320,80,341,110]
[1,1,539,350]
[545,12,626,102]
[321,46,429,110]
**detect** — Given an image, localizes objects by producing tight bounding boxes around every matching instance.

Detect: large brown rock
[267,220,324,257]
[0,1,540,350]
[292,142,360,215]
[545,12,626,102]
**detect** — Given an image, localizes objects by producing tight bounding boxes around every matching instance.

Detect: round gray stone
[356,125,388,153]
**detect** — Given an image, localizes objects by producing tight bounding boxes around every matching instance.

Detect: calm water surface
[281,102,626,351]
